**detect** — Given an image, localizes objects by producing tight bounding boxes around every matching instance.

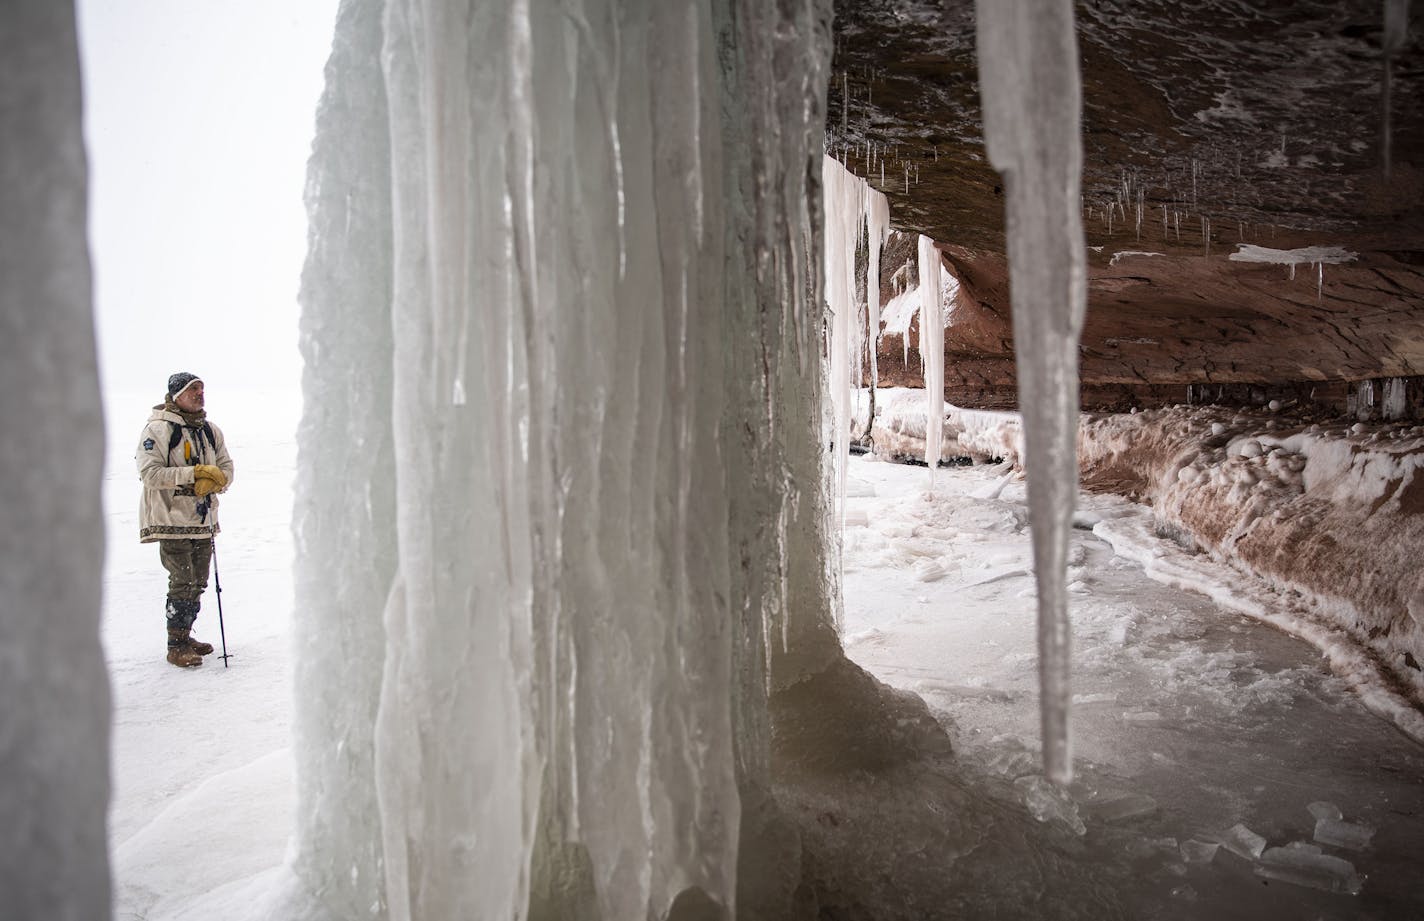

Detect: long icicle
[975,0,1087,785]
[918,234,944,487]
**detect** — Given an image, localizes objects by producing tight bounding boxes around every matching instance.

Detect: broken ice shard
[1216,822,1267,860]
[1313,817,1375,851]
[1307,800,1342,822]
[1254,846,1363,895]
[1179,839,1219,864]
[1082,791,1158,824]
[1014,775,1086,836]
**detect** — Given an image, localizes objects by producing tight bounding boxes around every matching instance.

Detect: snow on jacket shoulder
[136,406,236,543]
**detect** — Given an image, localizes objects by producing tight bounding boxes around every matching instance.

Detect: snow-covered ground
[102,387,1424,919]
[841,451,1424,917]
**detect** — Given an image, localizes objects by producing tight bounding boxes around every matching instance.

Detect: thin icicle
[1383,0,1411,178]
[975,0,1085,786]
[918,234,944,484]
[864,188,891,439]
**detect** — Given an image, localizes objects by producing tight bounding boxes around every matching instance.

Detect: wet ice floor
[840,453,1424,919]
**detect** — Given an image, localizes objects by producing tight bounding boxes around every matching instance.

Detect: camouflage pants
[159,538,212,629]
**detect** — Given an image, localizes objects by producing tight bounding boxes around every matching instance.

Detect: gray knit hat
[166,372,202,399]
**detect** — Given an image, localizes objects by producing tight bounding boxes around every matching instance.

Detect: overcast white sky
[76,0,339,397]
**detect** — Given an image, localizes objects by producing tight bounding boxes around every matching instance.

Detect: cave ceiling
[829,0,1424,409]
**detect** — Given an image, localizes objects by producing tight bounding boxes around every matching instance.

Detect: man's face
[174,380,205,413]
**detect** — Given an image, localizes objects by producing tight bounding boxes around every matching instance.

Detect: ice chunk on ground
[1125,836,1178,858]
[1180,839,1220,864]
[1314,817,1375,851]
[1216,823,1267,860]
[1014,775,1086,836]
[1307,801,1343,821]
[1082,791,1158,824]
[845,476,876,498]
[981,737,1040,779]
[913,559,949,582]
[1254,846,1363,895]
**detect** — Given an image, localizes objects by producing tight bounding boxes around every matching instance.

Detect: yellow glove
[193,464,228,497]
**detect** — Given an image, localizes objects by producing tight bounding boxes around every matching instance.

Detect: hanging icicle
[975,0,1086,786]
[917,234,945,483]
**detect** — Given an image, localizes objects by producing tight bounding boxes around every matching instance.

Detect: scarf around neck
[163,398,207,427]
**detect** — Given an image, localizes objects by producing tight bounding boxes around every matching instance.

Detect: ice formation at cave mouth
[5,0,1111,916]
[288,0,839,917]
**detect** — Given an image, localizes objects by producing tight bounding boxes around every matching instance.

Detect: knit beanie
[167,372,202,399]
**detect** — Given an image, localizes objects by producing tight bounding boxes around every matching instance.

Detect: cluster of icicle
[821,154,892,518]
[288,0,838,919]
[823,0,1086,787]
[823,153,951,505]
[1229,243,1358,301]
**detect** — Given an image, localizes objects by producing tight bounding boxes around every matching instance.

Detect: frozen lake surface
[841,451,1424,919]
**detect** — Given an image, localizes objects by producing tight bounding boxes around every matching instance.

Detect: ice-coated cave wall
[288,0,836,918]
[0,2,112,918]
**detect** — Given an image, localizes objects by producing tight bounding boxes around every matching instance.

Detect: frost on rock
[0,2,111,918]
[287,0,838,918]
[975,0,1086,784]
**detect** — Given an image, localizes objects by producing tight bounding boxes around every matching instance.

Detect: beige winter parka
[136,406,235,542]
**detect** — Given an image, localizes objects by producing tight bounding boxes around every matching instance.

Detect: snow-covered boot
[166,628,203,668]
[165,598,211,654]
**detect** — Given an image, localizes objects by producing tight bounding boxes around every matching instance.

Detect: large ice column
[917,235,945,476]
[0,2,112,917]
[719,0,841,689]
[291,0,836,918]
[975,0,1086,784]
[288,0,396,917]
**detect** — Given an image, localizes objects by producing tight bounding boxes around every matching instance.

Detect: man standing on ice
[136,372,235,667]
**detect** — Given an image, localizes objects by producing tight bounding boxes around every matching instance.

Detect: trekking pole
[211,537,232,667]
